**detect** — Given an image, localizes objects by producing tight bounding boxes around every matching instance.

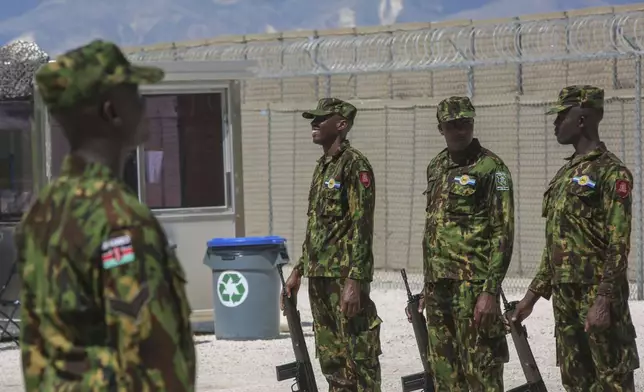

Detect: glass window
[0,100,34,221]
[142,93,227,209]
[47,92,228,210]
[49,116,69,179]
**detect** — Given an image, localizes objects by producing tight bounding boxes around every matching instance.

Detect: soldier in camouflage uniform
[513,85,639,392]
[15,40,196,391]
[407,96,514,392]
[281,98,382,392]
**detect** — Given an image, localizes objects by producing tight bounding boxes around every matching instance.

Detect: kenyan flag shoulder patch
[101,235,136,270]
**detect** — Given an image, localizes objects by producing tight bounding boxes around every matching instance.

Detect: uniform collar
[59,154,118,181]
[565,142,607,165]
[318,139,351,164]
[444,138,483,168]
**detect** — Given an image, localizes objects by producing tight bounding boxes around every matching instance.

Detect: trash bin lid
[207,235,287,248]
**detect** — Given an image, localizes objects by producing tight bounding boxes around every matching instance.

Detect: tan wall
[125,4,644,284]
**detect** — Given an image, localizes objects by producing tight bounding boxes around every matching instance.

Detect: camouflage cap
[436,96,476,123]
[35,39,164,110]
[546,85,604,115]
[302,98,357,122]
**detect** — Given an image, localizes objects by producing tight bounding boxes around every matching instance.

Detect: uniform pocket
[564,185,596,219]
[349,315,383,361]
[458,282,509,365]
[320,188,344,218]
[446,184,477,215]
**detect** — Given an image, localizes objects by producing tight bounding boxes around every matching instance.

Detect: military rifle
[400,269,435,392]
[275,264,319,392]
[500,289,548,392]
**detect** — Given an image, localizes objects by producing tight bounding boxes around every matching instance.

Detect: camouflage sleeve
[15,228,44,391]
[482,165,515,294]
[294,169,319,276]
[96,224,189,389]
[597,166,633,297]
[528,248,554,300]
[346,159,376,281]
[293,248,305,275]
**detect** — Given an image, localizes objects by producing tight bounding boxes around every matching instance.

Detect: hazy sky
[0,0,642,55]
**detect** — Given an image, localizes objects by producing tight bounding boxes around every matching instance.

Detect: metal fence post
[636,56,644,300]
[267,105,274,235]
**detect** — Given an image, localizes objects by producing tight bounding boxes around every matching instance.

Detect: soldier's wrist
[481,279,499,294]
[292,264,303,277]
[525,289,541,304]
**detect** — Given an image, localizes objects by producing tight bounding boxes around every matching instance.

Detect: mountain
[0,0,637,56]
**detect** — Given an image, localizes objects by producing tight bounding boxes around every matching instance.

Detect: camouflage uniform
[528,85,639,392]
[423,97,514,392]
[15,40,196,391]
[293,98,382,392]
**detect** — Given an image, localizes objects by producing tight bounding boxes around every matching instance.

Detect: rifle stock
[275,265,319,392]
[501,289,548,392]
[400,269,435,392]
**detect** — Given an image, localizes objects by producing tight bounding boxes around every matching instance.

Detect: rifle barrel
[401,269,413,299]
[500,288,511,310]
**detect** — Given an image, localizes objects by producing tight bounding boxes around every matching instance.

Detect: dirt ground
[0,275,642,391]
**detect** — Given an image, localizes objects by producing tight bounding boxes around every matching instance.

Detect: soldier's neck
[573,134,601,156]
[448,138,480,164]
[323,138,344,156]
[73,139,128,179]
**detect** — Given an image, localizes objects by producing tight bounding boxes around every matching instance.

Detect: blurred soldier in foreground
[407,96,514,391]
[15,40,196,391]
[281,98,382,392]
[513,85,639,392]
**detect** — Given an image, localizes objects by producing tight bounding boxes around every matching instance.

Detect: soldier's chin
[312,133,323,144]
[447,140,470,151]
[556,134,571,145]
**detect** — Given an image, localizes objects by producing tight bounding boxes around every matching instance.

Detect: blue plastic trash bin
[204,235,289,340]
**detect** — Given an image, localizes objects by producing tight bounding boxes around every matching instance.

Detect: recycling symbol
[217,270,249,308]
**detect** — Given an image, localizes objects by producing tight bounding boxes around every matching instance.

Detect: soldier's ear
[437,124,444,135]
[101,100,123,128]
[337,118,348,132]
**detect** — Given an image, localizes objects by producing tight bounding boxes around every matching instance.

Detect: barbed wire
[0,41,50,100]
[127,12,644,78]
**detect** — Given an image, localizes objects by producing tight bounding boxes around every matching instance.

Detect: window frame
[32,59,254,228]
[137,84,234,216]
[0,98,35,222]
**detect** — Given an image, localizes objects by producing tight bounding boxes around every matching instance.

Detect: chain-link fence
[125,6,644,298]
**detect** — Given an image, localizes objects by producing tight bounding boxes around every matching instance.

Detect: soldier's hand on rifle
[512,291,539,323]
[405,294,424,323]
[341,279,361,318]
[474,292,497,329]
[280,270,302,312]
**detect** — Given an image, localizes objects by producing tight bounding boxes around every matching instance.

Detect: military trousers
[424,279,509,392]
[552,283,639,392]
[308,277,383,392]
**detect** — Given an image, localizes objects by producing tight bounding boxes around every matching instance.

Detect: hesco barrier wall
[124,4,644,298]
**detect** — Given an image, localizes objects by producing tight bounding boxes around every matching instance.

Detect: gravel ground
[0,280,642,391]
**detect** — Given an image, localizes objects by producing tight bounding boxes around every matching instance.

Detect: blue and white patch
[572,175,596,188]
[454,174,476,186]
[324,178,342,189]
[495,172,510,191]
